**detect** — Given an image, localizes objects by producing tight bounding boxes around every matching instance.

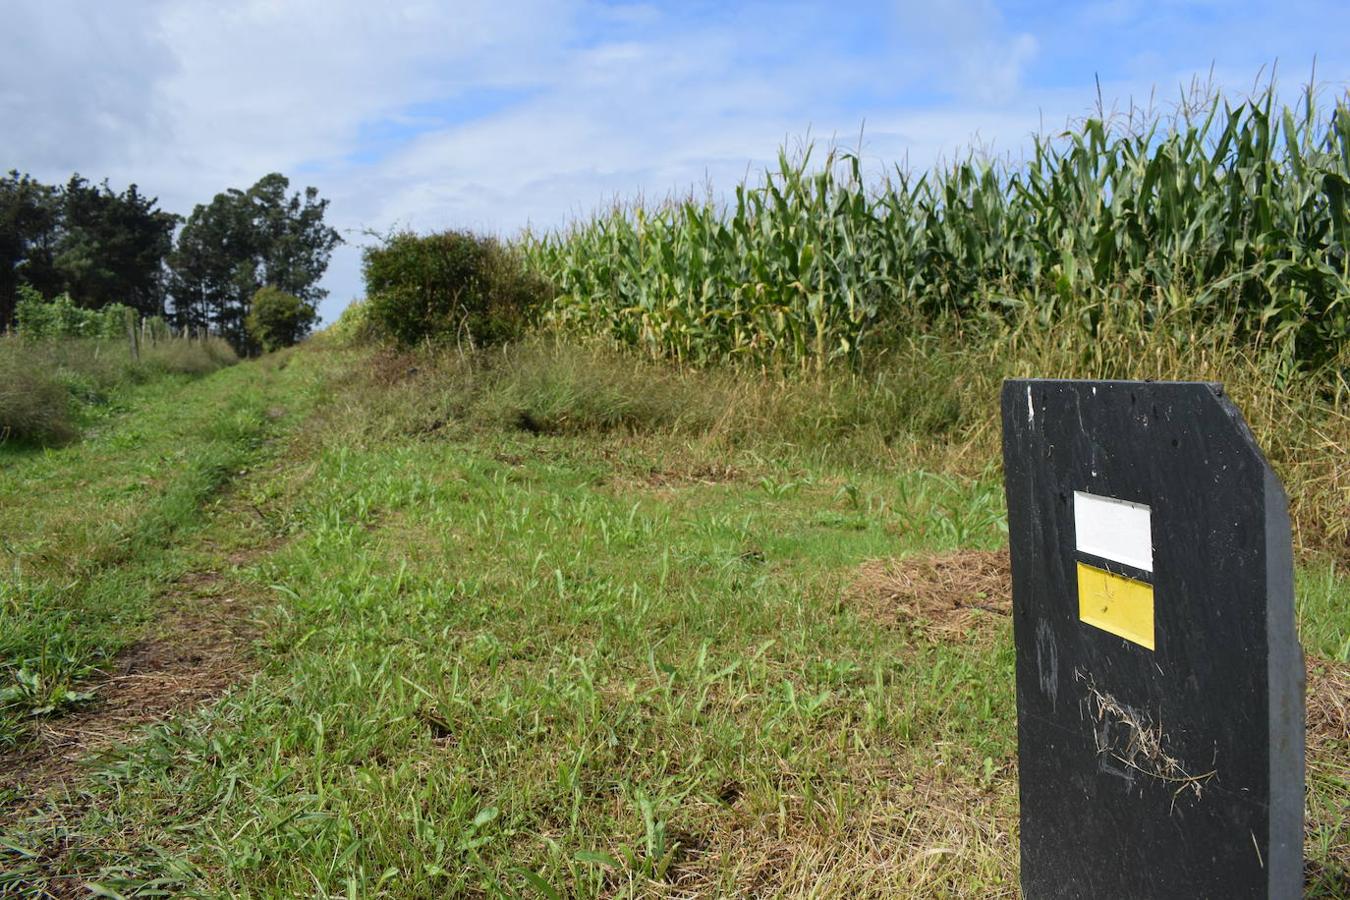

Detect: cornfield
[525,86,1350,373]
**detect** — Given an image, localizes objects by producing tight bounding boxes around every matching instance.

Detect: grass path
[0,352,326,891]
[0,347,1345,897]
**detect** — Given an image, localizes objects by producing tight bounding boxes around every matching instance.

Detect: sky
[4,0,1349,324]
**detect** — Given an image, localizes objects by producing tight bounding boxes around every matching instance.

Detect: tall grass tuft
[472,340,711,434]
[142,337,239,377]
[0,342,77,445]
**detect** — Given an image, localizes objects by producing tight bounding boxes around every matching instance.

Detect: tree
[55,176,178,316]
[245,286,316,352]
[169,174,341,350]
[0,171,59,329]
[1,171,177,329]
[166,195,251,338]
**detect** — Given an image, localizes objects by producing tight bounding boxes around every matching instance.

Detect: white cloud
[893,0,1040,102]
[143,1,575,197]
[0,0,178,174]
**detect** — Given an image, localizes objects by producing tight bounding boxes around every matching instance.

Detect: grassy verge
[0,341,1340,896]
[345,324,1348,557]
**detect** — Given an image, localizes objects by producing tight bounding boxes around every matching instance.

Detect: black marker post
[1001,380,1304,898]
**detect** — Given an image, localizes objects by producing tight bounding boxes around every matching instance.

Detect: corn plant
[524,85,1350,373]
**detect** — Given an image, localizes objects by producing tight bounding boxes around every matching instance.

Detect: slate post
[1001,379,1304,898]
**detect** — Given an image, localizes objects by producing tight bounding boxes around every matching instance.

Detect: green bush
[363,230,550,349]
[246,286,317,352]
[15,288,138,340]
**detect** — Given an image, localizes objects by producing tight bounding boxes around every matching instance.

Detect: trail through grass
[0,345,1345,897]
[0,347,332,760]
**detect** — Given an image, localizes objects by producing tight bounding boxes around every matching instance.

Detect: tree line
[1,170,340,351]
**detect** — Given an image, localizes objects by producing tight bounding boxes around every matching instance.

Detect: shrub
[15,288,138,340]
[363,230,550,349]
[246,286,317,352]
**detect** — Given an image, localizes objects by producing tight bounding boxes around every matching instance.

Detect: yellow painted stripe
[1076,562,1155,650]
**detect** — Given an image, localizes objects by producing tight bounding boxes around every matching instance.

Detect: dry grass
[0,420,294,829]
[957,320,1350,560]
[0,568,264,899]
[845,549,1349,889]
[849,551,1011,644]
[1308,658,1349,749]
[849,549,1348,748]
[0,566,262,827]
[1306,657,1350,892]
[651,767,1018,898]
[1077,671,1216,807]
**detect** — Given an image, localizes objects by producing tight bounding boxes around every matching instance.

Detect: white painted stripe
[1073,491,1153,573]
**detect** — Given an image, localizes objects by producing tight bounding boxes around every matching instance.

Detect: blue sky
[4,0,1349,323]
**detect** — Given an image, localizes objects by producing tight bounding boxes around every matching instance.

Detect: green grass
[0,355,291,748]
[1300,561,1350,662]
[351,330,1349,557]
[0,342,1343,896]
